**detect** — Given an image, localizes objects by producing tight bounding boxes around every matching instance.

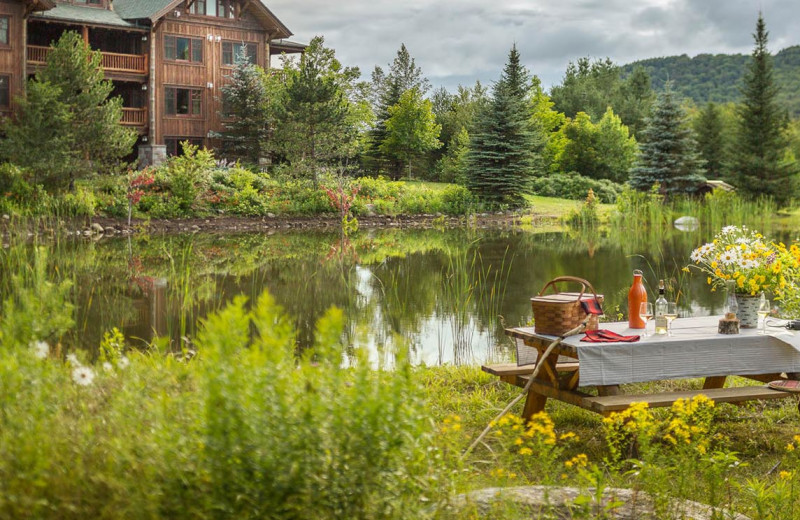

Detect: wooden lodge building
[0,0,304,165]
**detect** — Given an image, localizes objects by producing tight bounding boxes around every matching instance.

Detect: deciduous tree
[380,87,441,178]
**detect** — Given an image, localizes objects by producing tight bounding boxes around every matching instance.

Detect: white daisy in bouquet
[687,225,786,295]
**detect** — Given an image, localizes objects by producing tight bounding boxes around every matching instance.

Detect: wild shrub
[161,143,215,213]
[531,173,623,203]
[0,289,443,519]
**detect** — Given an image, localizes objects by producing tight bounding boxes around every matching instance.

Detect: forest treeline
[1,14,798,217]
[621,45,800,116]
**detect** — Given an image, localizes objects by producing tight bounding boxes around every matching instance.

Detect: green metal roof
[32,4,142,29]
[113,0,173,21]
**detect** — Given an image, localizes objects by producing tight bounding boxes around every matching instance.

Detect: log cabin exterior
[0,0,303,165]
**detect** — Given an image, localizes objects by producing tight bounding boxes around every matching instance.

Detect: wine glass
[639,302,653,337]
[758,296,771,335]
[665,302,678,336]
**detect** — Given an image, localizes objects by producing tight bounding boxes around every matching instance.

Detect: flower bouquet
[688,226,786,296]
[688,226,794,327]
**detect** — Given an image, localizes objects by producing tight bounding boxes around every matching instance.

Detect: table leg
[597,385,621,396]
[522,391,548,419]
[703,376,727,389]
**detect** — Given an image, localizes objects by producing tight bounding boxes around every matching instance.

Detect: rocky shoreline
[2,211,558,240]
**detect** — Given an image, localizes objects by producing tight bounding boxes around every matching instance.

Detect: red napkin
[581,329,640,343]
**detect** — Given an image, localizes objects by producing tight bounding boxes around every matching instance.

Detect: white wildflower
[117,356,130,369]
[740,258,757,270]
[66,353,81,367]
[690,249,703,262]
[102,362,113,372]
[72,366,95,386]
[735,237,750,245]
[700,243,715,255]
[720,250,739,265]
[30,340,50,360]
[721,226,738,234]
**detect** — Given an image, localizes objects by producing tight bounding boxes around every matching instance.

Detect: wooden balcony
[121,107,147,127]
[27,45,148,75]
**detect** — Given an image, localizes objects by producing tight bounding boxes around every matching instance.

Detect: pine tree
[732,13,797,205]
[366,44,430,178]
[629,83,706,195]
[276,36,357,186]
[218,48,272,165]
[466,45,543,207]
[693,102,726,180]
[1,31,136,190]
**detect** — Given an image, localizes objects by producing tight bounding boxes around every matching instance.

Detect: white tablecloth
[561,316,800,386]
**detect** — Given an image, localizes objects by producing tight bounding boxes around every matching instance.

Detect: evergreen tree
[466,45,543,207]
[366,44,430,178]
[275,36,361,185]
[731,13,797,205]
[629,83,706,195]
[1,31,136,190]
[218,48,273,165]
[693,102,727,179]
[380,87,441,178]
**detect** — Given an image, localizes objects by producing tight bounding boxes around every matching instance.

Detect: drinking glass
[639,302,653,337]
[665,302,678,336]
[758,297,771,335]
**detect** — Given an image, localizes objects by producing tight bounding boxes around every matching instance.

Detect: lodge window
[164,87,203,117]
[189,0,206,15]
[0,76,9,109]
[165,137,204,157]
[164,35,203,63]
[0,17,9,46]
[217,0,235,19]
[73,0,103,6]
[222,41,257,66]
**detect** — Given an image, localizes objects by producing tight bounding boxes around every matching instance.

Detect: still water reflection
[17,227,731,365]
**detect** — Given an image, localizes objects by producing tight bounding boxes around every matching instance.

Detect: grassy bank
[2,260,799,519]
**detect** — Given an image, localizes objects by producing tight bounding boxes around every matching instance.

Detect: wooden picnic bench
[487,317,800,418]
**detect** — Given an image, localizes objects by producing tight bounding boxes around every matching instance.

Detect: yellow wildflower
[519,447,533,456]
[779,470,793,480]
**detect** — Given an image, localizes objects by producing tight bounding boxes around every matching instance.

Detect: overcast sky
[266,0,798,93]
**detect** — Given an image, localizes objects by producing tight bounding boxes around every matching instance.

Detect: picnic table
[486,316,800,418]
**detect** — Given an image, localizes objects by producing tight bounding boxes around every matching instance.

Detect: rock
[450,486,749,520]
[674,216,700,232]
[82,230,92,237]
[365,204,377,216]
[267,213,276,218]
[2,214,9,220]
[190,225,201,231]
[90,223,104,234]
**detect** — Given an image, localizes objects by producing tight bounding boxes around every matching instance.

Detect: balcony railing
[27,45,148,75]
[121,107,147,126]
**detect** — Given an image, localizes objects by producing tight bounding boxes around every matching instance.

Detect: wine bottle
[654,279,668,335]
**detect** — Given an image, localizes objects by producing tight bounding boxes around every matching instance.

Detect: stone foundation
[137,144,167,168]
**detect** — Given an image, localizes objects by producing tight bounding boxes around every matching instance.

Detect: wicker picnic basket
[530,276,603,336]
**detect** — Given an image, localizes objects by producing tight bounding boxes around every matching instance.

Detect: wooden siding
[0,0,27,113]
[153,9,268,146]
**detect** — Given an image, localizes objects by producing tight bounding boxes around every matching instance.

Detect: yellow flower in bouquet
[688,226,783,295]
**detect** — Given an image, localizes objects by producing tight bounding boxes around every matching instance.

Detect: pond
[3,226,734,365]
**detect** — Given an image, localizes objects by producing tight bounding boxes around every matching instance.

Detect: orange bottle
[628,270,647,329]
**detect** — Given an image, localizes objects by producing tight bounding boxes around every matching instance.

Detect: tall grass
[610,187,780,237]
[0,281,444,518]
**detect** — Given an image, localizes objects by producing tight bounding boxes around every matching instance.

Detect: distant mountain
[621,45,800,116]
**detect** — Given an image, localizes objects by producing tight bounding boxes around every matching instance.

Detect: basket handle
[538,276,599,301]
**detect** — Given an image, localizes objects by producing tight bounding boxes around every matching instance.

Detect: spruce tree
[629,82,706,195]
[218,48,272,165]
[731,13,797,205]
[466,45,543,207]
[693,102,726,180]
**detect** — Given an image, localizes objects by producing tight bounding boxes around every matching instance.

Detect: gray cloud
[266,0,798,92]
